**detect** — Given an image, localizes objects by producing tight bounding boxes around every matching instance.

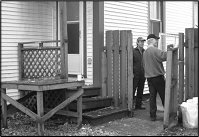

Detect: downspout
[161,1,166,33]
[56,1,58,47]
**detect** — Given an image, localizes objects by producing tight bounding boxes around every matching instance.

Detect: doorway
[66,1,84,75]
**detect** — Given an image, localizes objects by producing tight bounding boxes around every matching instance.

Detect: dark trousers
[147,75,165,118]
[133,74,146,107]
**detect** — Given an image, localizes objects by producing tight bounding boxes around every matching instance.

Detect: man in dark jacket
[133,37,146,110]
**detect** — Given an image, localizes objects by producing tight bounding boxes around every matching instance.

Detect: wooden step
[66,85,101,97]
[82,106,130,126]
[68,96,113,112]
[82,86,101,97]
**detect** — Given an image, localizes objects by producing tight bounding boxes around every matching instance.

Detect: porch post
[93,1,104,87]
[59,1,68,80]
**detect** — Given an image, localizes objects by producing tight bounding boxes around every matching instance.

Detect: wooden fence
[101,30,133,114]
[163,47,178,128]
[184,28,198,99]
[163,28,198,128]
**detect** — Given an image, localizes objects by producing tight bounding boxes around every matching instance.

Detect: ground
[1,99,198,136]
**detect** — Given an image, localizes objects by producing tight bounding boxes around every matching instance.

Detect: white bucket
[180,97,198,128]
[77,74,84,81]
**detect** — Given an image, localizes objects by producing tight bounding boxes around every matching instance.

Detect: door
[67,1,84,75]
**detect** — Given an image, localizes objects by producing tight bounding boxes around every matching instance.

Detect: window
[67,2,79,54]
[150,1,160,20]
[149,1,162,36]
[150,20,162,37]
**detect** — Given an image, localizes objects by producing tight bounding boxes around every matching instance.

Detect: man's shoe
[135,106,146,110]
[150,117,156,121]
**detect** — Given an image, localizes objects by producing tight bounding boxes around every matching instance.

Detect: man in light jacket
[143,34,174,121]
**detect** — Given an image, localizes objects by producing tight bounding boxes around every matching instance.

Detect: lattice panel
[22,90,65,113]
[22,48,61,79]
[22,93,37,113]
[44,90,65,108]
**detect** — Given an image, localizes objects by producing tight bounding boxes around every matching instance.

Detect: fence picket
[185,28,189,100]
[178,33,184,103]
[171,50,178,113]
[101,51,107,97]
[106,31,113,97]
[113,30,120,107]
[120,31,128,108]
[187,28,195,98]
[194,29,198,97]
[127,30,133,114]
[164,50,173,128]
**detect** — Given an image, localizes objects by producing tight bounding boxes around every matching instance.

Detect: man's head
[147,34,160,47]
[136,37,146,48]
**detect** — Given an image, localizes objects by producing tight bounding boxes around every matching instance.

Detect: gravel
[1,112,198,136]
[1,112,119,136]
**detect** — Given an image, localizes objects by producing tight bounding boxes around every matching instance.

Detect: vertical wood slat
[184,28,189,100]
[18,43,25,97]
[77,89,83,128]
[55,0,59,76]
[194,29,198,97]
[37,92,44,136]
[101,50,107,97]
[1,88,8,128]
[178,33,185,103]
[120,30,127,108]
[59,2,68,80]
[171,49,178,113]
[106,31,113,97]
[113,30,120,107]
[178,33,184,123]
[163,50,173,129]
[187,28,195,99]
[127,30,133,115]
[56,0,59,75]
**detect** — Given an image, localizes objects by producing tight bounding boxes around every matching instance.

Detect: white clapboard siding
[104,1,149,48]
[166,1,193,34]
[1,1,56,100]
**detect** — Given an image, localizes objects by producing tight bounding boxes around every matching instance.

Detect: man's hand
[167,44,174,50]
[167,44,178,51]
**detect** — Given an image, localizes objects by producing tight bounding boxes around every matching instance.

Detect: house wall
[166,1,193,34]
[104,1,149,48]
[1,1,196,100]
[1,1,56,100]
